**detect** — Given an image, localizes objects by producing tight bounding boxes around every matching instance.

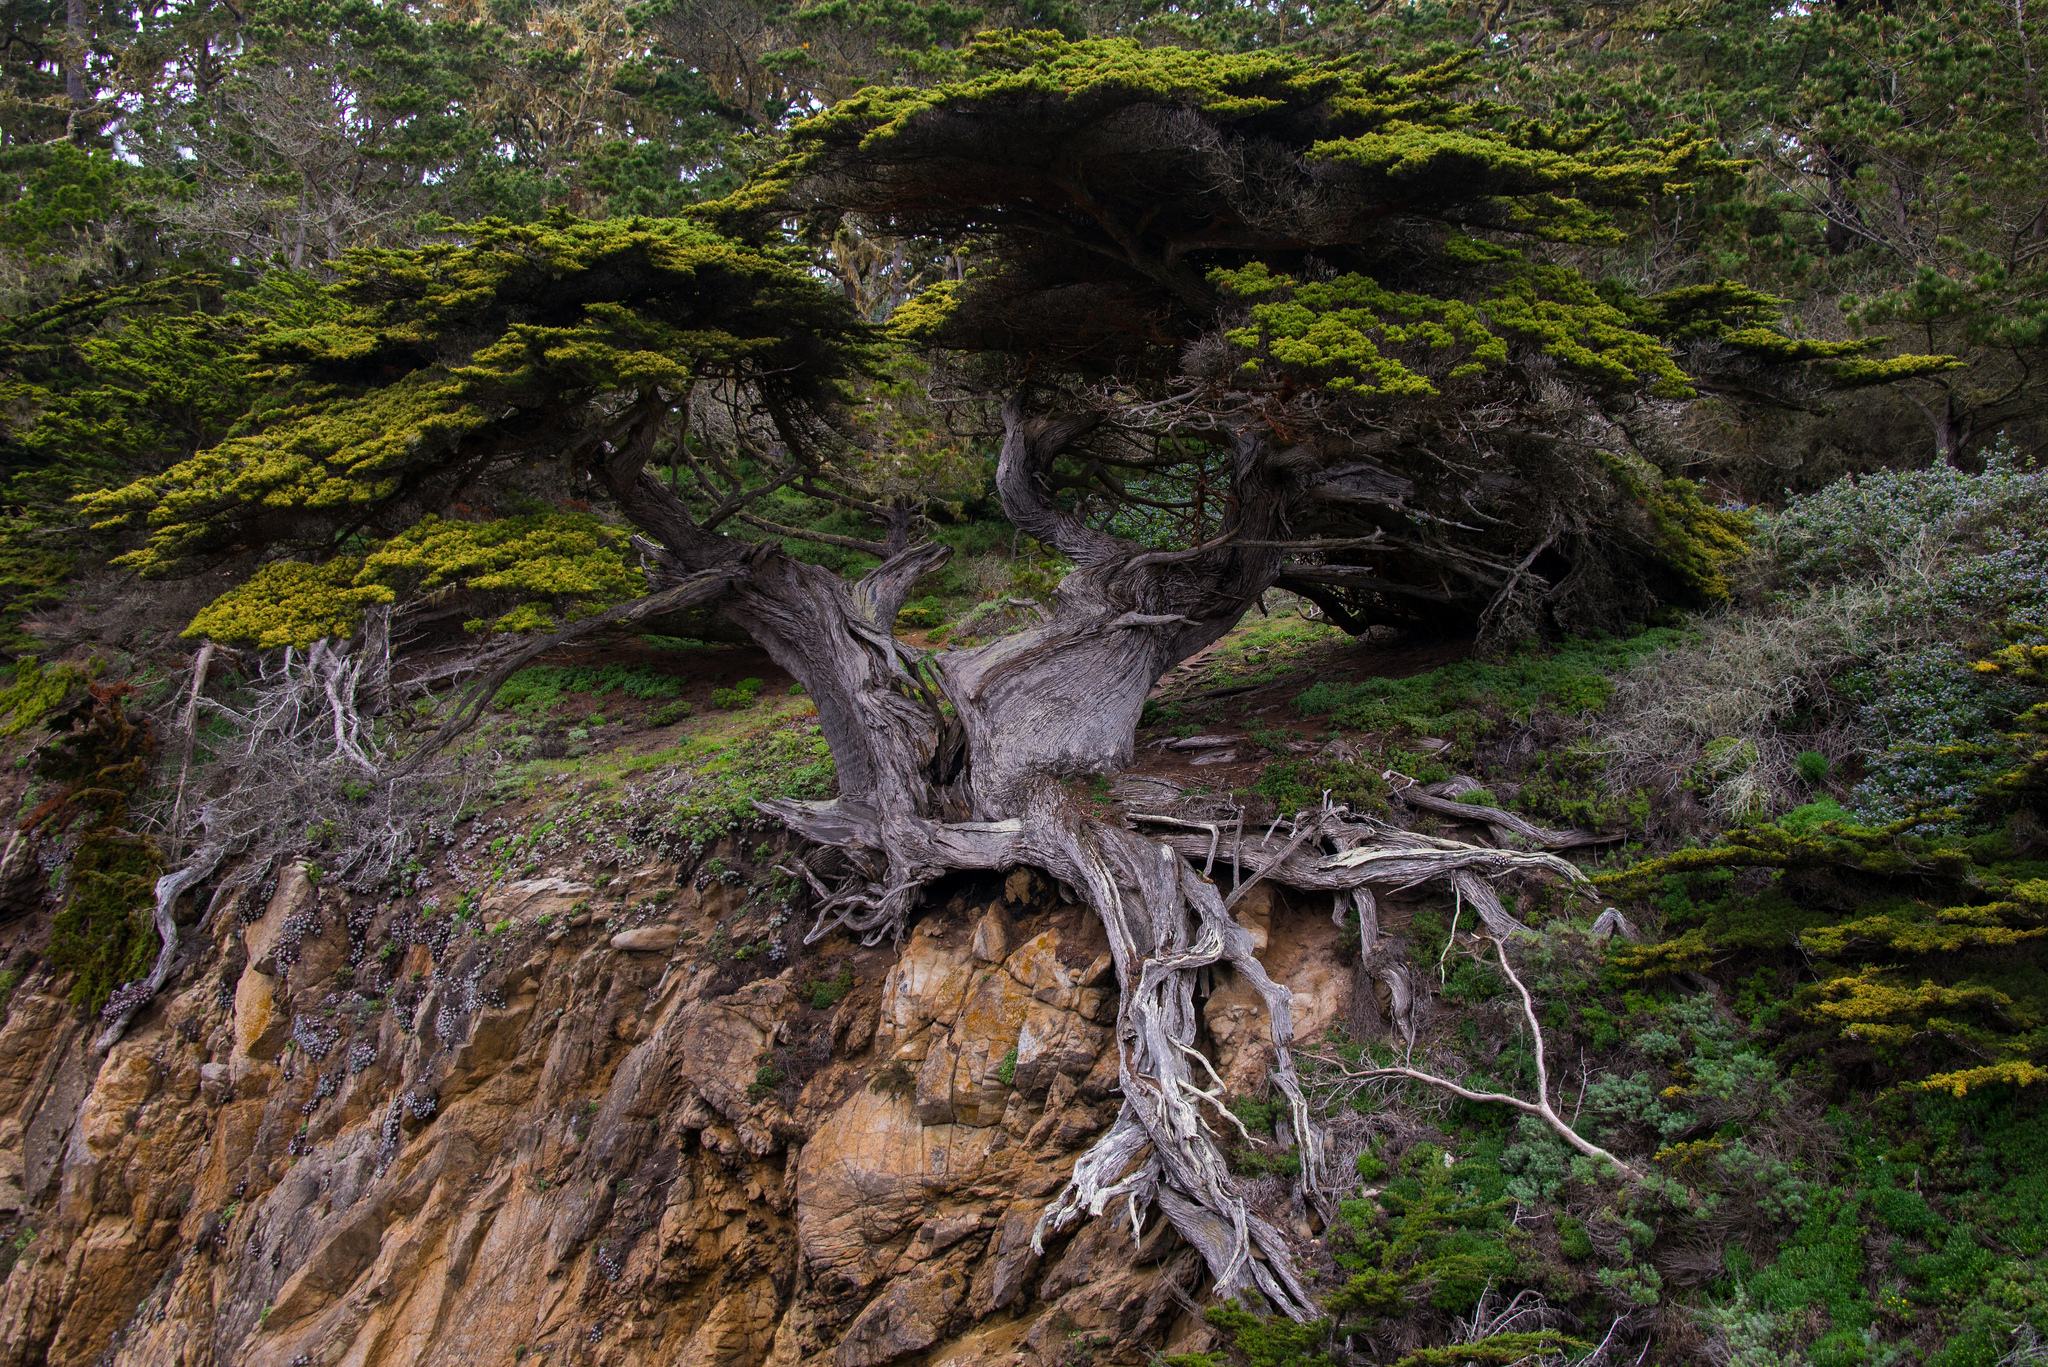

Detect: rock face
[0,854,1356,1367]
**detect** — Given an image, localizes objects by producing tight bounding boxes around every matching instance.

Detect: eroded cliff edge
[0,839,1353,1367]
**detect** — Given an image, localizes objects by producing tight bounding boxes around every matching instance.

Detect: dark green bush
[809,966,854,1010]
[51,832,161,1012]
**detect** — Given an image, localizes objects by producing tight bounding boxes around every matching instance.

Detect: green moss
[50,831,161,1012]
[0,655,89,737]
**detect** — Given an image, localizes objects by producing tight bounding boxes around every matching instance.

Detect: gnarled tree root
[761,790,1602,1319]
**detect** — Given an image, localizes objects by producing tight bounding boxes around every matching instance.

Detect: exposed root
[1025,809,1320,1318]
[92,833,225,1053]
[761,789,1605,1319]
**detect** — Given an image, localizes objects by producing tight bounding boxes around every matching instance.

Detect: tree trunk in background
[64,0,91,116]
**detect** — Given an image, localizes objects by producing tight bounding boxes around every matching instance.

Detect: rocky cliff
[0,833,1354,1367]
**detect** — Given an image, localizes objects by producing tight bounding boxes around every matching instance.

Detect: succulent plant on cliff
[80,33,1959,1316]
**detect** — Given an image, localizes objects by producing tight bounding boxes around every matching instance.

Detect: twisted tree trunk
[593,393,1589,1316]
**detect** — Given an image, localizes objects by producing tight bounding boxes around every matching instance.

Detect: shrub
[1594,586,1895,821]
[746,1062,784,1101]
[1557,1216,1595,1261]
[1229,1096,1283,1135]
[1841,645,2024,830]
[1455,788,1498,806]
[1254,758,1390,815]
[1767,447,2048,592]
[711,677,767,710]
[1795,750,1831,785]
[652,700,692,726]
[809,966,854,1010]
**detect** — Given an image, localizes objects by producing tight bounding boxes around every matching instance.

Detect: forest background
[5,1,2048,1366]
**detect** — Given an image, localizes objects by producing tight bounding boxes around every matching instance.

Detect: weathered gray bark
[94,840,224,1053]
[591,392,1593,1316]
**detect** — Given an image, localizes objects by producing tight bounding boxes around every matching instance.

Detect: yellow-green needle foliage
[81,216,870,647]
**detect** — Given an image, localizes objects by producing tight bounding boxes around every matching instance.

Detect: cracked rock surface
[0,850,1355,1367]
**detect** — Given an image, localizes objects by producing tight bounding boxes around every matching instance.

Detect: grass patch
[1294,627,1689,735]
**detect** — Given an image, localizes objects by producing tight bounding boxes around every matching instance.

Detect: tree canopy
[79,215,873,645]
[7,2,2048,1354]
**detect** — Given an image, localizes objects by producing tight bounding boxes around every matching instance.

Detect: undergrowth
[494,663,684,717]
[1293,627,1689,744]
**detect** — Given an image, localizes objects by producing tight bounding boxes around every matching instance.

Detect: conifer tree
[80,34,1951,1313]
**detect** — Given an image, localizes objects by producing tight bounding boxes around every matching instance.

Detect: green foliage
[184,560,391,650]
[746,1061,785,1101]
[1253,758,1389,817]
[79,216,872,640]
[494,663,684,717]
[710,678,767,710]
[737,35,1730,256]
[1201,1141,1577,1365]
[1294,629,1687,737]
[0,656,90,737]
[653,718,836,850]
[1228,1095,1282,1135]
[808,966,854,1011]
[995,1045,1017,1088]
[651,700,693,727]
[1605,802,2048,1096]
[1598,455,1756,602]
